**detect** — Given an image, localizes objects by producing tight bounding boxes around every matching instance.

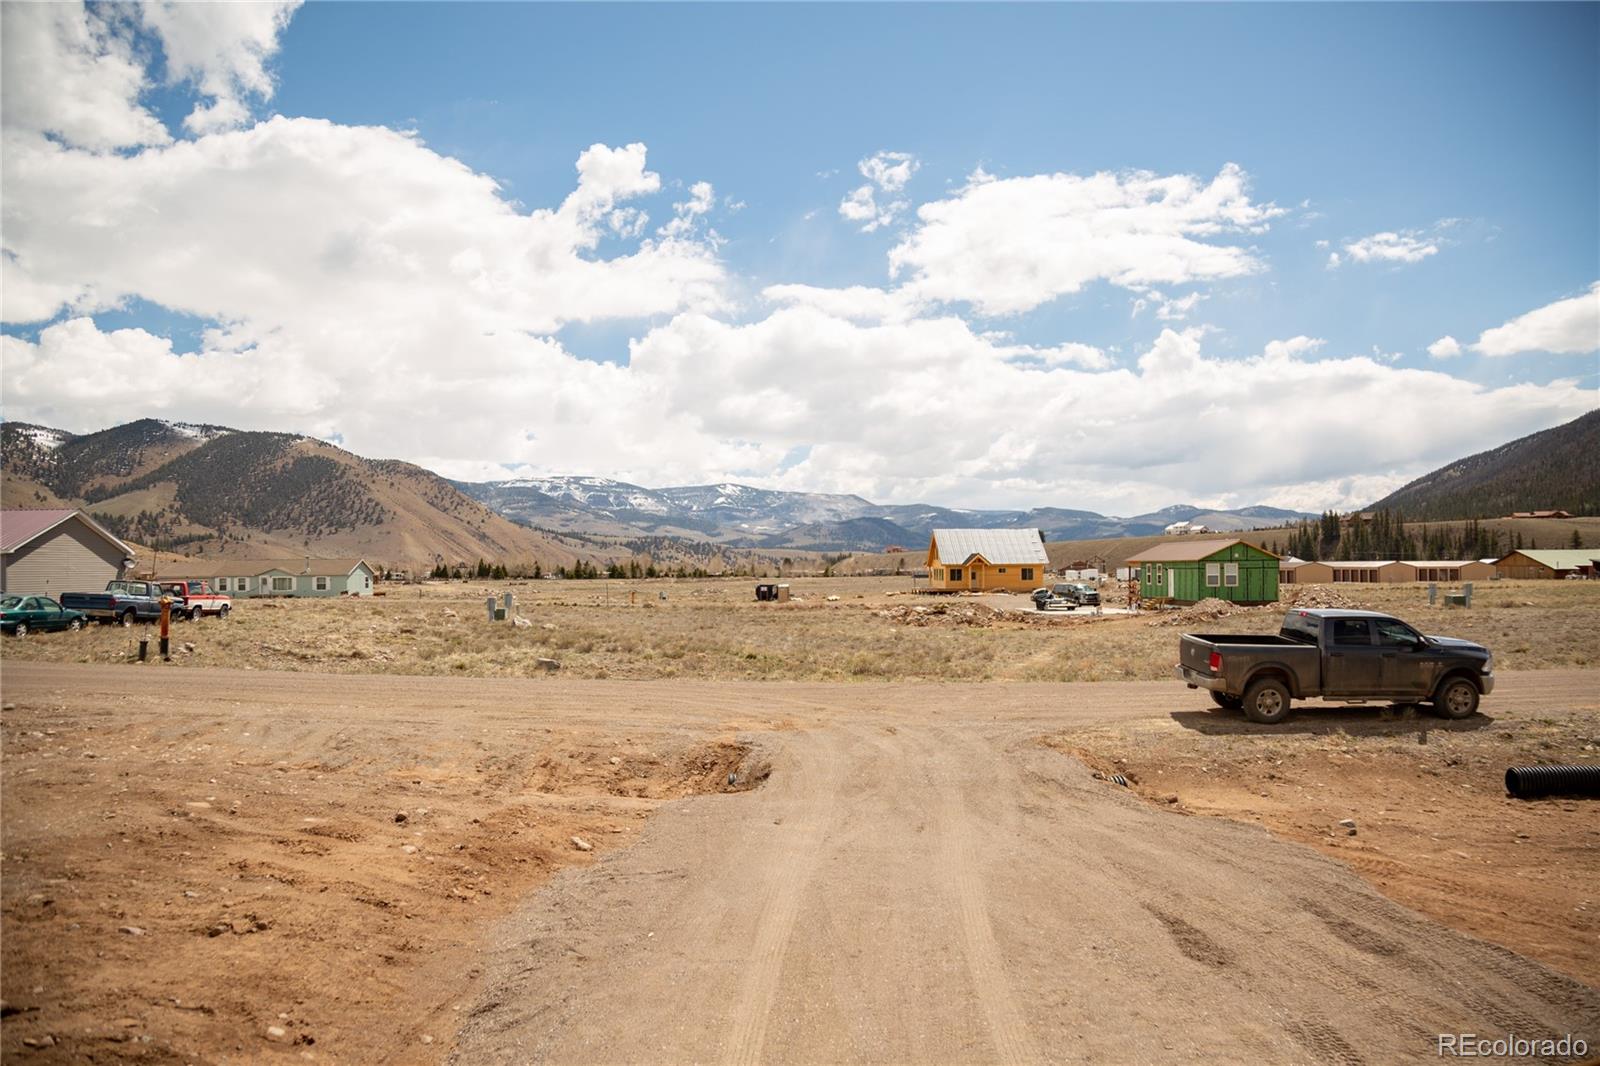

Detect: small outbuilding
[1399,560,1495,583]
[1493,549,1597,580]
[1125,538,1279,604]
[925,529,1047,592]
[1327,561,1409,583]
[1279,558,1334,584]
[1,508,134,597]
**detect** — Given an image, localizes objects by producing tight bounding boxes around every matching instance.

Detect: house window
[363,575,371,589]
[1143,564,1152,582]
[214,578,228,592]
[1156,564,1164,580]
[1224,562,1239,587]
[314,576,330,591]
[997,567,1007,574]
[1205,563,1221,587]
[271,576,293,592]
[949,568,963,582]
[1021,568,1034,581]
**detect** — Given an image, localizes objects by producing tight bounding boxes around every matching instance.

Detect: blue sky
[2,2,1596,512]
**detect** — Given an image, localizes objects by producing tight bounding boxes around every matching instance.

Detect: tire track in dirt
[934,734,1042,1066]
[719,730,842,1066]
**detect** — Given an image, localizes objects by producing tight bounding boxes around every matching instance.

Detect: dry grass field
[4,576,1598,682]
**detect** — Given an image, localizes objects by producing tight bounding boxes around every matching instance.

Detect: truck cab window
[1375,620,1422,647]
[1331,619,1373,645]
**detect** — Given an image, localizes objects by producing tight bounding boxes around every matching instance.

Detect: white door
[1167,570,1176,598]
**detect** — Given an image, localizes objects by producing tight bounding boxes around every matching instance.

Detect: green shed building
[1125,538,1280,605]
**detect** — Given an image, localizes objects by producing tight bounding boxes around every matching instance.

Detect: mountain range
[5,411,1589,567]
[454,476,1314,551]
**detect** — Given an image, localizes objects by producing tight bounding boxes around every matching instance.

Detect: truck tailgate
[1179,634,1219,676]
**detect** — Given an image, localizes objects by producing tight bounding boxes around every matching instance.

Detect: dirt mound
[524,741,770,799]
[873,602,1004,627]
[1282,584,1358,609]
[1144,598,1261,627]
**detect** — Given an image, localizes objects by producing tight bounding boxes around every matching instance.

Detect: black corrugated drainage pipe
[1504,765,1600,799]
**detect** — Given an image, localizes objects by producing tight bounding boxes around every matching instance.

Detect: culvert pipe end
[1504,764,1600,800]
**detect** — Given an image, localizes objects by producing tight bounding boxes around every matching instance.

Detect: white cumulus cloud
[138,1,301,134]
[889,163,1281,316]
[838,150,919,232]
[1471,282,1600,357]
[1427,335,1463,359]
[1337,229,1439,266]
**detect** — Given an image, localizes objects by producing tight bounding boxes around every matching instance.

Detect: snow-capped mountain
[454,475,1319,551]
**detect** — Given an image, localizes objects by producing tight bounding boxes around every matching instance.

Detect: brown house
[1507,510,1573,519]
[1,509,135,597]
[1494,550,1597,580]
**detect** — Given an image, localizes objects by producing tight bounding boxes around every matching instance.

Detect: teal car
[1,595,88,637]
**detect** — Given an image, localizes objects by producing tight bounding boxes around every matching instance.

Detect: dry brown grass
[4,576,1597,681]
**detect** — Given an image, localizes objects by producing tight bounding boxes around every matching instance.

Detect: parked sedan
[1,595,88,636]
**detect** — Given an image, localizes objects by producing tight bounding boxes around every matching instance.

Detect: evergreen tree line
[1271,508,1584,562]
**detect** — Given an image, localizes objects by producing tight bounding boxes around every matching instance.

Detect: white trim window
[271,576,293,592]
[1205,563,1221,587]
[214,578,228,592]
[314,576,330,592]
[1224,562,1240,587]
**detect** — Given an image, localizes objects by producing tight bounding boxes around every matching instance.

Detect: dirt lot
[4,577,1597,682]
[0,665,768,1063]
[1055,704,1600,987]
[3,663,1597,1063]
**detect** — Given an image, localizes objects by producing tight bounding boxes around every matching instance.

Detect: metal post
[158,596,171,661]
[503,591,513,616]
[1428,583,1437,606]
[486,596,496,622]
[1463,582,1472,608]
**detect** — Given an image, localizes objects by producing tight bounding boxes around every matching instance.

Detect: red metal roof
[1,509,133,556]
[2,509,81,553]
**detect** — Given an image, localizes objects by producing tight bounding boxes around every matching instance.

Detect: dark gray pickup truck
[1177,609,1494,724]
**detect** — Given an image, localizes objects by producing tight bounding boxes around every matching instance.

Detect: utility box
[755,583,792,602]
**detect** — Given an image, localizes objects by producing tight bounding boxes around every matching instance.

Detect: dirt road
[3,664,1597,1064]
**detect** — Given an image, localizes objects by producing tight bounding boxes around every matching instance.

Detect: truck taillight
[1208,651,1222,673]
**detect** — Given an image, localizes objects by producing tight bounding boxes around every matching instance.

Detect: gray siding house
[155,558,377,598]
[1,509,134,596]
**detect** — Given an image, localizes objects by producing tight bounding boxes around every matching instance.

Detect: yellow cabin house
[925,529,1048,592]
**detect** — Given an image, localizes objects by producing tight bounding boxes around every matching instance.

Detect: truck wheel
[1209,691,1243,712]
[190,605,203,621]
[13,622,28,638]
[68,618,83,632]
[1242,677,1292,724]
[120,609,136,627]
[219,604,231,619]
[1433,677,1480,719]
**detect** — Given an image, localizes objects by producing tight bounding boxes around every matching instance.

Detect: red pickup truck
[157,580,233,621]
